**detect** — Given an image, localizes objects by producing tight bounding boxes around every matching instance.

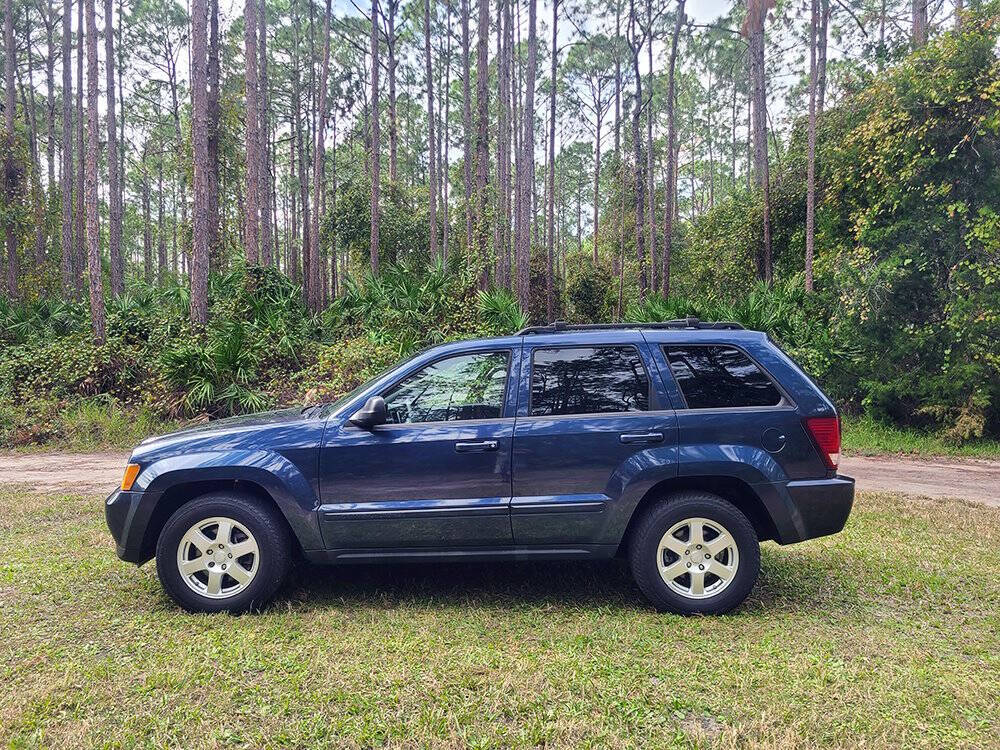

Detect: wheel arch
[616,475,778,556]
[138,479,303,563]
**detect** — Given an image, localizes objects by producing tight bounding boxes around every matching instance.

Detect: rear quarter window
[663,345,783,409]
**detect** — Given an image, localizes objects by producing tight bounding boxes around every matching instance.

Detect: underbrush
[3,262,998,454]
[841,414,1000,458]
[0,396,179,451]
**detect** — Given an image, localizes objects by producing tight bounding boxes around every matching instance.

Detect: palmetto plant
[328,260,463,353]
[160,320,269,416]
[0,296,87,345]
[477,288,529,334]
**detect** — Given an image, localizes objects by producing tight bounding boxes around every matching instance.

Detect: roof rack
[516,318,745,335]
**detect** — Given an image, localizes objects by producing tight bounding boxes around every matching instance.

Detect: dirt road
[0,451,997,507]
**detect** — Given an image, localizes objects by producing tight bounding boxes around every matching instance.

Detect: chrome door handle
[619,432,664,444]
[455,440,499,452]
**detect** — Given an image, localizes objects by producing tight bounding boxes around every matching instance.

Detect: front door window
[383,351,510,424]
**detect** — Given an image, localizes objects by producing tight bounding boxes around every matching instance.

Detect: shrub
[566,254,613,322]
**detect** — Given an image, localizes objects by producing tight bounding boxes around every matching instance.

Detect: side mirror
[349,396,387,429]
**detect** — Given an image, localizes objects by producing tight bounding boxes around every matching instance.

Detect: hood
[133,407,313,457]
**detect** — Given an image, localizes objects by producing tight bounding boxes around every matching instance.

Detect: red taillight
[804,416,840,470]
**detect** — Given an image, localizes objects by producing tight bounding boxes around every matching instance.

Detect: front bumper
[761,475,855,545]
[105,487,157,563]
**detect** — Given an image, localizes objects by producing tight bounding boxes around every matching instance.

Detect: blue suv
[105,319,854,615]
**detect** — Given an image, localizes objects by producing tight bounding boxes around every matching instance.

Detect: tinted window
[664,345,782,409]
[531,346,650,416]
[383,351,510,423]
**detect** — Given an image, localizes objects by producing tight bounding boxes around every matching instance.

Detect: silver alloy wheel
[656,517,740,600]
[176,516,260,600]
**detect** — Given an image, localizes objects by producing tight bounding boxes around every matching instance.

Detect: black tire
[155,492,292,614]
[628,491,760,615]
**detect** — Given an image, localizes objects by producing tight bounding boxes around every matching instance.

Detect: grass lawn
[2,488,998,749]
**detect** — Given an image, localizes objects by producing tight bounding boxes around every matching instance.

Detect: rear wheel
[629,491,760,615]
[155,492,291,614]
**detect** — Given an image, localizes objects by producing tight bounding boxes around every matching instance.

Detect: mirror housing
[349,396,387,429]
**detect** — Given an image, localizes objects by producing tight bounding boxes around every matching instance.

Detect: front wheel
[155,492,292,614]
[629,491,760,615]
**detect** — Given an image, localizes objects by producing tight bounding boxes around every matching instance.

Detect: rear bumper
[761,475,855,545]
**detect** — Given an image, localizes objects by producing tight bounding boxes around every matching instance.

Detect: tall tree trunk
[166,51,188,274]
[116,0,124,244]
[745,0,772,283]
[817,0,828,114]
[515,0,537,313]
[311,0,332,312]
[473,0,490,288]
[386,0,399,184]
[75,0,85,295]
[60,0,74,293]
[157,151,166,283]
[190,0,210,324]
[495,0,512,286]
[84,0,105,341]
[591,77,604,264]
[2,0,17,298]
[244,0,261,263]
[43,0,56,189]
[330,114,338,296]
[369,0,381,272]
[24,7,48,269]
[629,0,648,300]
[706,66,715,208]
[443,0,453,262]
[291,0,309,289]
[104,0,123,296]
[289,129,300,282]
[545,0,559,320]
[258,0,272,265]
[141,144,152,284]
[614,1,621,154]
[461,0,473,251]
[662,0,683,298]
[645,0,657,293]
[805,0,818,292]
[912,0,927,46]
[424,0,438,261]
[191,0,211,326]
[207,0,221,268]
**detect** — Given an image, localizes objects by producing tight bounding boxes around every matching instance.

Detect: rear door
[651,341,822,480]
[510,334,676,546]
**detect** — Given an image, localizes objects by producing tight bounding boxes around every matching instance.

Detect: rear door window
[530,346,650,416]
[663,345,782,409]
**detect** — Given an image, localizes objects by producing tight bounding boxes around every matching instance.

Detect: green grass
[842,414,1000,458]
[1,489,998,748]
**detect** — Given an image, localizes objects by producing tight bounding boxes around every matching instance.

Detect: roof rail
[516,318,746,335]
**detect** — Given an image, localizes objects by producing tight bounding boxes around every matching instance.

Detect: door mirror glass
[349,396,388,429]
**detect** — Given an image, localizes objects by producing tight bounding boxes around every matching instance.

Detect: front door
[511,340,676,545]
[319,347,518,549]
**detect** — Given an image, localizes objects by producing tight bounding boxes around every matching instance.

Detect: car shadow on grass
[273,544,858,616]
